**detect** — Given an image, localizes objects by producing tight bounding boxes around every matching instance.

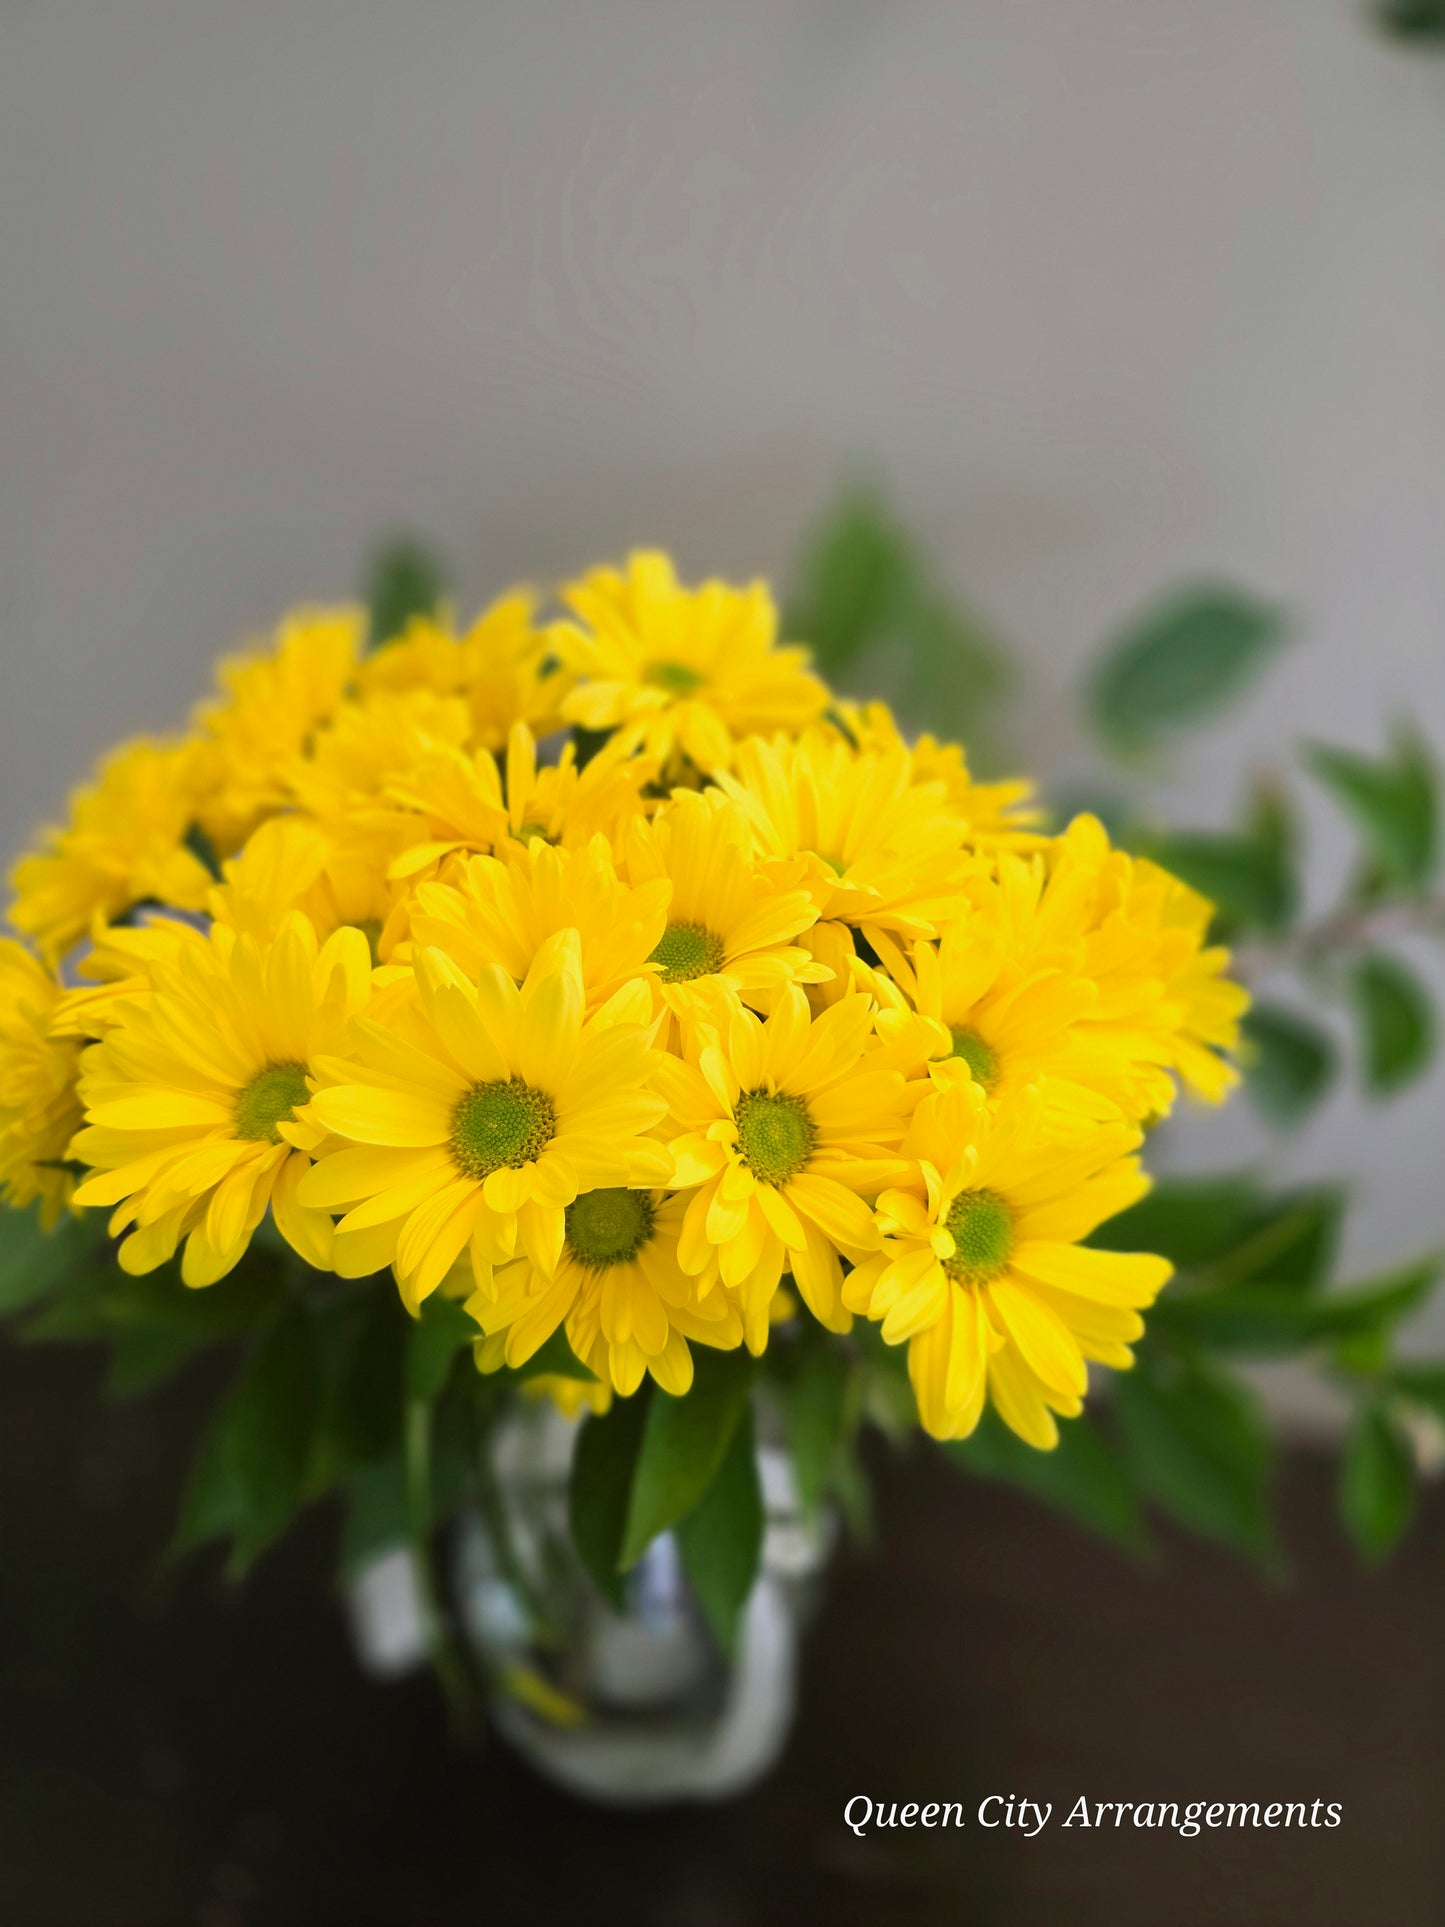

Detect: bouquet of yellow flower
[1,546,1265,1696]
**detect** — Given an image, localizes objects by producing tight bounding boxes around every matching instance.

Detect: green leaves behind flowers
[1240,1003,1339,1128]
[1340,1403,1416,1564]
[1377,0,1445,38]
[1304,731,1438,893]
[1143,782,1298,944]
[0,1201,111,1318]
[1089,582,1287,756]
[1350,953,1435,1096]
[946,1410,1144,1553]
[785,490,1011,758]
[365,534,449,650]
[567,1349,762,1648]
[676,1407,765,1650]
[177,1303,322,1575]
[1111,1356,1276,1566]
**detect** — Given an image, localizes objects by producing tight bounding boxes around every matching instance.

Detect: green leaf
[1112,1358,1275,1563]
[1156,1255,1438,1356]
[785,492,919,674]
[1194,1187,1345,1293]
[1340,1403,1416,1562]
[307,1289,406,1493]
[946,1410,1145,1551]
[405,1293,477,1403]
[676,1405,764,1653]
[177,1304,322,1573]
[620,1348,755,1569]
[1146,827,1294,939]
[365,534,449,648]
[1089,583,1287,753]
[1241,1003,1338,1127]
[1304,734,1437,890]
[501,1324,600,1386]
[340,1455,411,1579]
[779,1342,854,1517]
[1088,1175,1262,1268]
[1350,952,1435,1096]
[568,1390,651,1610]
[1390,1362,1445,1425]
[784,489,1010,748]
[1378,0,1445,37]
[0,1202,110,1316]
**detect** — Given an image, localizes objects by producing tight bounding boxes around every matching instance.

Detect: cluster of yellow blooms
[0,552,1247,1450]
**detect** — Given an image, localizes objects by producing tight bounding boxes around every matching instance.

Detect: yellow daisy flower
[357,591,569,749]
[554,551,828,770]
[468,1189,743,1397]
[194,606,365,849]
[406,834,668,1015]
[50,914,208,1042]
[618,788,830,1014]
[866,860,1143,1126]
[8,739,216,964]
[1048,816,1248,1114]
[287,686,473,822]
[207,816,413,963]
[382,722,651,883]
[0,941,85,1224]
[714,726,978,943]
[656,985,914,1349]
[840,700,1045,853]
[69,912,373,1285]
[842,1080,1172,1448]
[299,930,672,1312]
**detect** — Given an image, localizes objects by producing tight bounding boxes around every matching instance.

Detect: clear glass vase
[461,1400,833,1804]
[345,1400,834,1806]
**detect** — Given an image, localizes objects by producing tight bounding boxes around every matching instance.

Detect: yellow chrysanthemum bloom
[868,917,1120,1130]
[193,607,365,849]
[382,723,651,883]
[656,986,914,1349]
[357,591,569,749]
[406,835,668,1015]
[299,930,672,1312]
[206,815,413,962]
[618,788,830,1015]
[843,1080,1172,1448]
[714,727,978,944]
[1048,816,1247,1114]
[554,551,828,770]
[469,1189,743,1397]
[287,686,474,823]
[69,912,373,1285]
[8,740,216,964]
[839,701,1045,854]
[0,940,85,1223]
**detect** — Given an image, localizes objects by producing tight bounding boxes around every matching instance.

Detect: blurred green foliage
[1377,0,1445,40]
[366,534,450,647]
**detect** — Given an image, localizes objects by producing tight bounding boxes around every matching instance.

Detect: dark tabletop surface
[3,1333,1442,1927]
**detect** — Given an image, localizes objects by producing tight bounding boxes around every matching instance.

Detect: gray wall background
[3,2,1443,1368]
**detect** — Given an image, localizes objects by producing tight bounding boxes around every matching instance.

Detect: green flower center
[564,1187,656,1270]
[648,919,726,984]
[234,1062,311,1143]
[948,1026,1000,1091]
[644,660,705,695]
[450,1078,556,1180]
[734,1088,817,1186]
[943,1188,1014,1283]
